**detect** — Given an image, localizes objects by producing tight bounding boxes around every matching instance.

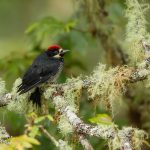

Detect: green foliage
[26,16,76,51]
[25,113,73,150]
[0,51,38,88]
[0,16,84,87]
[34,115,53,124]
[26,113,53,138]
[89,114,113,125]
[0,135,40,150]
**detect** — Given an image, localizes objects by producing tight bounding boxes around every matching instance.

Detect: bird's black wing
[18,53,62,94]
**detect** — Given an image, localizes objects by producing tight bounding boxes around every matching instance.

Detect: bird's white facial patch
[59,48,63,53]
[53,54,61,58]
[53,48,62,58]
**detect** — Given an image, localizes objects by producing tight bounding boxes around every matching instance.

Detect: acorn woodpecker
[17,45,69,106]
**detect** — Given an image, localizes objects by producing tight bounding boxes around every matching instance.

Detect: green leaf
[34,115,53,124]
[28,126,40,138]
[64,21,76,32]
[47,115,54,122]
[25,23,39,34]
[89,114,113,125]
[0,135,40,150]
[0,144,12,150]
[26,16,76,50]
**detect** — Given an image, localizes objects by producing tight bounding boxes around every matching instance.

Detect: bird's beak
[60,49,70,56]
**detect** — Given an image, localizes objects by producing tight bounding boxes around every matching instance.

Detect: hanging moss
[7,78,37,114]
[108,127,148,150]
[87,63,131,114]
[125,0,150,63]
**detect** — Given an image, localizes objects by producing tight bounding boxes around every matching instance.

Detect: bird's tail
[30,87,42,107]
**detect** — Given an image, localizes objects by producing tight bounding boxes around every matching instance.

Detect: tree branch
[52,95,116,139]
[39,125,72,150]
[39,125,59,147]
[79,134,94,150]
[50,94,147,150]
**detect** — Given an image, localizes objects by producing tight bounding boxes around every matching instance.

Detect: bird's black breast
[18,52,64,94]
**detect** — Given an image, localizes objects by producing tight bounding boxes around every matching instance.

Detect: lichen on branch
[125,0,150,63]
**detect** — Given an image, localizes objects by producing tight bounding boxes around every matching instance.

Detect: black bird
[17,45,69,106]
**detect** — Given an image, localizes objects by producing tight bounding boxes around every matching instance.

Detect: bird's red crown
[47,45,61,51]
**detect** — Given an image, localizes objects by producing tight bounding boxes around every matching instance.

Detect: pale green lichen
[43,87,55,100]
[7,78,37,114]
[88,64,124,113]
[52,95,66,111]
[0,79,6,96]
[133,129,148,150]
[108,134,120,150]
[58,114,73,136]
[58,140,72,150]
[0,123,10,144]
[63,77,83,112]
[108,127,148,150]
[125,0,150,63]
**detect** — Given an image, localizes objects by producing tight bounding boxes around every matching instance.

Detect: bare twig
[39,125,72,150]
[39,125,59,147]
[79,134,94,150]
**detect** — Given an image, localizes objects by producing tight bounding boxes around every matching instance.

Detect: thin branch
[39,125,59,147]
[79,134,94,150]
[39,125,72,150]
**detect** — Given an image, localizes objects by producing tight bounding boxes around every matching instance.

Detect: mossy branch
[0,54,150,149]
[0,59,149,149]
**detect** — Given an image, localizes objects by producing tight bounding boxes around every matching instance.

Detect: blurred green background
[0,0,149,149]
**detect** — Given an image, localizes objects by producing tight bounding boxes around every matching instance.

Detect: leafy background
[0,0,149,149]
